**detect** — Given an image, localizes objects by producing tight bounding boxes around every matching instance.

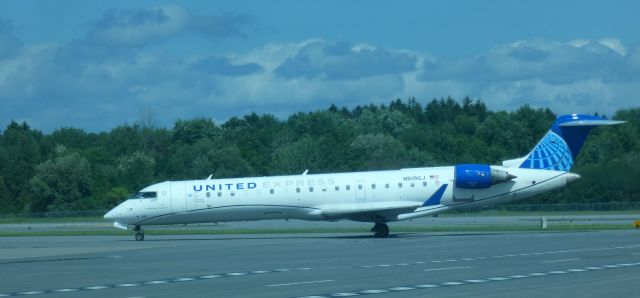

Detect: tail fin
[503,114,624,171]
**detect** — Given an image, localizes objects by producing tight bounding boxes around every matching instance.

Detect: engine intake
[454,164,516,189]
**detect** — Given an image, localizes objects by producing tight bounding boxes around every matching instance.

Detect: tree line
[1,97,638,214]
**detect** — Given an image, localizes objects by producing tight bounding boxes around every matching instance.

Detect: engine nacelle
[454,164,516,189]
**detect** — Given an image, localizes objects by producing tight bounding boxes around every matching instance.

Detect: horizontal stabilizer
[558,119,625,127]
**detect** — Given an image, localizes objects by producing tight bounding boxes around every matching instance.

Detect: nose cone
[104,208,117,220]
[104,203,126,220]
[566,172,581,184]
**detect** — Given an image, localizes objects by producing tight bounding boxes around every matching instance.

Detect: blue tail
[504,114,624,171]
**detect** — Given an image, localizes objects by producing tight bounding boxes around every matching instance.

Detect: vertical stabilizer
[504,114,624,171]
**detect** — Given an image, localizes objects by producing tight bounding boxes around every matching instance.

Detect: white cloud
[1,33,638,132]
[419,38,632,84]
[274,40,418,80]
[87,5,254,47]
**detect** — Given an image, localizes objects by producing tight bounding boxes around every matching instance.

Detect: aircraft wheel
[372,222,389,238]
[135,232,145,241]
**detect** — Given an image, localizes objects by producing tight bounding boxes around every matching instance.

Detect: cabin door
[170,182,186,213]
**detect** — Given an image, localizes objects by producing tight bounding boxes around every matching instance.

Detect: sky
[1,0,639,132]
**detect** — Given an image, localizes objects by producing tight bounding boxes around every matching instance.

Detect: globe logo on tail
[520,131,573,171]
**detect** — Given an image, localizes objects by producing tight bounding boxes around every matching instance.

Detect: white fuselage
[104,166,573,227]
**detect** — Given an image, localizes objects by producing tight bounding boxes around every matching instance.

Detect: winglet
[422,184,448,207]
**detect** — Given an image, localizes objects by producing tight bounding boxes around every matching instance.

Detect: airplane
[104,113,623,240]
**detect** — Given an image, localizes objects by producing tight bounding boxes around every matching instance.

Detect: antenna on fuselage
[302,169,309,175]
[206,174,213,180]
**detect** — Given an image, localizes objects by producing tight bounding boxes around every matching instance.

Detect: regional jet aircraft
[105,114,623,240]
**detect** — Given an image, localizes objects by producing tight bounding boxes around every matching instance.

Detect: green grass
[441,210,640,217]
[0,216,106,224]
[0,223,635,237]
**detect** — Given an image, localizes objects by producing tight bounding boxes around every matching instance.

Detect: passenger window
[270,189,274,194]
[309,187,314,192]
[335,186,340,191]
[358,185,363,190]
[423,181,427,187]
[385,183,389,189]
[296,187,300,193]
[217,192,222,197]
[231,192,235,196]
[346,185,351,191]
[206,192,211,198]
[410,183,415,188]
[398,182,402,188]
[371,184,376,189]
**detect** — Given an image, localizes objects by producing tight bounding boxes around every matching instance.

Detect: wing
[312,184,450,222]
[312,201,422,222]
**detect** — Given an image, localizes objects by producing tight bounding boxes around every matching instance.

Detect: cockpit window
[131,191,157,199]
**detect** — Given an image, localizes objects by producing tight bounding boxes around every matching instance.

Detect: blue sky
[1,0,639,132]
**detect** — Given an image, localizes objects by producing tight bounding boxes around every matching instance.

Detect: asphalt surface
[1,229,639,297]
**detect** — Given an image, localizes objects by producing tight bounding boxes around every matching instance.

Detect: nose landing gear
[133,225,145,241]
[371,222,389,238]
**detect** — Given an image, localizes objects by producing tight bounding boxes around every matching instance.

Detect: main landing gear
[134,225,145,241]
[371,222,390,238]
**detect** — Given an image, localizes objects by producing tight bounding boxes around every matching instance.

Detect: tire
[373,223,389,238]
[135,232,145,241]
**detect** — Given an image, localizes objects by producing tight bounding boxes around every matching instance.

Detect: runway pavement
[1,229,639,297]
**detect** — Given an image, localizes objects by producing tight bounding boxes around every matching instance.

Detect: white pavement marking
[423,266,472,272]
[145,281,168,285]
[296,262,640,298]
[389,287,414,291]
[267,280,335,287]
[541,258,580,263]
[360,289,388,294]
[415,284,439,288]
[528,273,547,276]
[352,244,640,271]
[464,279,487,283]
[200,274,222,279]
[4,266,313,297]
